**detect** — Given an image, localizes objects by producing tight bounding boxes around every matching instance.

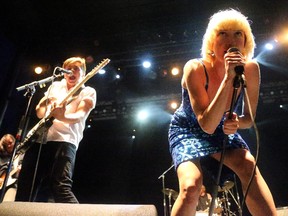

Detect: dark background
[1,1,288,215]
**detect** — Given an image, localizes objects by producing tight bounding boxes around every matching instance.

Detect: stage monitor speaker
[0,201,158,216]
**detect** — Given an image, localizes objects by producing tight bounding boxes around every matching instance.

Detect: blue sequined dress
[168,87,249,170]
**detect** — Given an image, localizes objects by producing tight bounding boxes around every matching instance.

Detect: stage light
[171,67,180,76]
[33,64,51,75]
[142,61,151,68]
[265,43,274,50]
[137,110,149,121]
[272,28,288,46]
[115,74,120,79]
[170,102,178,110]
[99,69,106,74]
[34,66,43,74]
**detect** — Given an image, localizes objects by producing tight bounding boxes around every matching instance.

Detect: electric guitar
[16,58,110,154]
[0,164,21,190]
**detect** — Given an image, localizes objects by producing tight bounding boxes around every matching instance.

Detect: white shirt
[44,79,96,149]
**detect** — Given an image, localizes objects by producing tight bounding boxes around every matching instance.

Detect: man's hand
[50,102,67,121]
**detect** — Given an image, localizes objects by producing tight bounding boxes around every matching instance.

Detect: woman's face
[212,29,246,61]
[64,62,84,89]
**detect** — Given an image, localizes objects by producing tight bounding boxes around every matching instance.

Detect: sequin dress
[168,84,249,170]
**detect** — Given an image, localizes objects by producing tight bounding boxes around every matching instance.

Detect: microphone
[227,47,245,88]
[55,67,73,75]
[227,47,244,76]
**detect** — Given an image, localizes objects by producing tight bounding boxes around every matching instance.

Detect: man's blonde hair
[62,57,86,75]
[201,9,255,63]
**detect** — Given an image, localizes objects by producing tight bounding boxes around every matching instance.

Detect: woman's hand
[224,49,245,80]
[223,112,239,135]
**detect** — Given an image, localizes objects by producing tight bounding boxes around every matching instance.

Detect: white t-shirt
[44,79,96,149]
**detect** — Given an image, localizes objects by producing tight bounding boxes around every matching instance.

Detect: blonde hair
[62,57,86,75]
[201,9,255,63]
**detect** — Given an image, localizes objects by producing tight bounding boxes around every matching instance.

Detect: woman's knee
[231,153,256,180]
[179,176,202,203]
[180,180,202,203]
[177,161,203,202]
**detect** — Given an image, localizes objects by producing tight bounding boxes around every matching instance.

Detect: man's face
[3,136,15,154]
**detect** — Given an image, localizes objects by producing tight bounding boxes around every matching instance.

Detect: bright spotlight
[99,69,106,74]
[171,67,180,76]
[137,110,149,121]
[142,61,151,68]
[265,43,274,50]
[115,74,120,79]
[34,66,43,74]
[170,102,178,110]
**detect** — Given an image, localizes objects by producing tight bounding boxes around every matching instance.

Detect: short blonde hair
[62,57,86,75]
[201,9,255,62]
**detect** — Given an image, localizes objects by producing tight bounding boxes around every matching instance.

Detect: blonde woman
[168,9,276,216]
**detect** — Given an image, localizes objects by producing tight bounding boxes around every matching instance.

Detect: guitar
[16,58,110,155]
[0,164,21,190]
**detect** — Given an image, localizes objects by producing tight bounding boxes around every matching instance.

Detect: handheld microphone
[227,47,246,88]
[227,47,244,75]
[55,67,73,75]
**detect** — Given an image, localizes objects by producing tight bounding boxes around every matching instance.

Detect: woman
[168,9,277,216]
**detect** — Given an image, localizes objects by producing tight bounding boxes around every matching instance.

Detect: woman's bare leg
[171,160,202,216]
[212,149,277,216]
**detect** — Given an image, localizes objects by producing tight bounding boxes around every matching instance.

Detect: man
[15,57,96,203]
[0,134,20,201]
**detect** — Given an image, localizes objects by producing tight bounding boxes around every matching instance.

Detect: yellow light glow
[34,66,43,74]
[171,67,179,76]
[170,102,178,110]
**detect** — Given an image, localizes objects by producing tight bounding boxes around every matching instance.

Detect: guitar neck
[46,58,110,119]
[59,72,94,106]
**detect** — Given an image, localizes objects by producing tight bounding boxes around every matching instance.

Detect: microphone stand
[234,172,242,215]
[208,73,244,216]
[0,72,63,202]
[16,74,63,92]
[158,164,174,216]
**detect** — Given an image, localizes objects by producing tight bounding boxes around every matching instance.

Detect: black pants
[15,141,78,203]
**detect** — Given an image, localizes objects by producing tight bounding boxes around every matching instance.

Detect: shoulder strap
[198,59,209,91]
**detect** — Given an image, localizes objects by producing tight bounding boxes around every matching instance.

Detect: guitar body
[0,163,21,190]
[0,173,17,190]
[16,118,53,154]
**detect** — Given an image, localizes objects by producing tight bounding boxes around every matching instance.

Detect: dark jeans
[15,141,78,203]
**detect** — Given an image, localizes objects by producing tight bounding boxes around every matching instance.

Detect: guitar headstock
[87,58,111,76]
